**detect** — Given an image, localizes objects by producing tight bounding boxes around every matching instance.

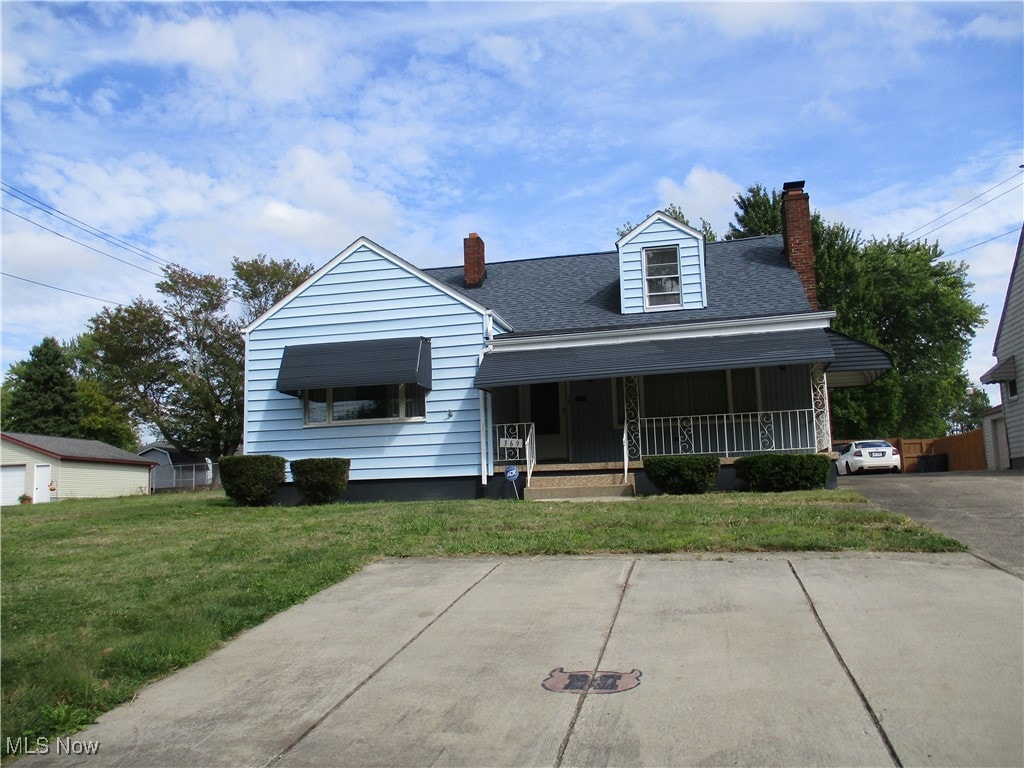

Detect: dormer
[616,212,707,315]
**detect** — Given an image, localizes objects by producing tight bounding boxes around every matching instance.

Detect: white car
[837,440,902,475]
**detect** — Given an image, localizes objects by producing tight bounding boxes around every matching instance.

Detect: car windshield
[859,441,891,449]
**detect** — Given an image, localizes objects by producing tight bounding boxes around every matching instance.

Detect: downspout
[241,328,249,456]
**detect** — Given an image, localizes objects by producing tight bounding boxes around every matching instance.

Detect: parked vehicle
[837,440,902,475]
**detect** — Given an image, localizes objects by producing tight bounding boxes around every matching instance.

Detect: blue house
[243,181,891,499]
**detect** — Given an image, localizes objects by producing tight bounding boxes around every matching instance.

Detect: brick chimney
[464,232,485,288]
[780,180,818,310]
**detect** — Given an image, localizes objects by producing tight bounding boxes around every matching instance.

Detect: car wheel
[845,462,852,475]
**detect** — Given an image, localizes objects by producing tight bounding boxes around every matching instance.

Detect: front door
[529,382,568,461]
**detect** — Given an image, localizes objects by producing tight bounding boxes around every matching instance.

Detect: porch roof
[276,337,432,396]
[475,329,834,388]
[474,329,891,389]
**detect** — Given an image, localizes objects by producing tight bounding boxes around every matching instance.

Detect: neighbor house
[243,181,891,500]
[1,433,156,504]
[981,227,1023,470]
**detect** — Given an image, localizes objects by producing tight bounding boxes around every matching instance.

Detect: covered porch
[476,328,891,490]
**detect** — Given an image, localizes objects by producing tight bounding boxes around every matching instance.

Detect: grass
[1,489,965,755]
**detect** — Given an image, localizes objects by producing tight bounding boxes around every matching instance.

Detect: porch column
[811,364,832,452]
[623,376,642,459]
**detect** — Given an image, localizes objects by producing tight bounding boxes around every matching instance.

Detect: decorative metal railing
[494,422,537,487]
[637,409,818,458]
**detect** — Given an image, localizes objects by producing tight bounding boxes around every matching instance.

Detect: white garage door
[2,465,27,505]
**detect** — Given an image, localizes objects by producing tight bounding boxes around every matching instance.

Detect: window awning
[474,328,891,389]
[980,356,1016,384]
[276,337,432,396]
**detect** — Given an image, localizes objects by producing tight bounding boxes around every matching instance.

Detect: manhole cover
[542,667,641,694]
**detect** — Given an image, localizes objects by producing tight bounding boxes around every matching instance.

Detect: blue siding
[618,216,707,314]
[245,243,489,481]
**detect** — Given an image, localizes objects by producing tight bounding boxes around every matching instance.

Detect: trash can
[918,454,949,473]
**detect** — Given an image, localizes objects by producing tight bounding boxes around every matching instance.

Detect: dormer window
[644,246,682,308]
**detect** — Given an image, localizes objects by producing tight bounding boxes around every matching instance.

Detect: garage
[2,464,27,505]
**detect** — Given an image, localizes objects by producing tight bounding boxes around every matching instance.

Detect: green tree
[76,378,137,450]
[948,386,992,434]
[728,186,987,438]
[231,254,315,325]
[618,204,717,242]
[2,337,83,437]
[726,183,782,239]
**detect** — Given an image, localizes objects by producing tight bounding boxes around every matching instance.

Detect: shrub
[643,455,721,494]
[734,453,833,492]
[290,458,351,505]
[219,455,286,506]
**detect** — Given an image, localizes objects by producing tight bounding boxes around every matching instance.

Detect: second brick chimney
[780,180,818,310]
[464,232,485,288]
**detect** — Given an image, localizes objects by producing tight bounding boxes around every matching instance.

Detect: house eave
[487,311,836,352]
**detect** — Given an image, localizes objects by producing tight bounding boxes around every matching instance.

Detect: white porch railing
[494,422,536,487]
[638,409,817,458]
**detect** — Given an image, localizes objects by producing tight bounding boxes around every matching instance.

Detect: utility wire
[1,271,124,306]
[1,181,173,267]
[905,169,1024,237]
[913,183,1022,242]
[944,227,1021,258]
[1,206,165,278]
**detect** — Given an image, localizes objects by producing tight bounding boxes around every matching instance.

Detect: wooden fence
[837,430,987,473]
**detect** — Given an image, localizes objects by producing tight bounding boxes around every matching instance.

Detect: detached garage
[1,432,156,505]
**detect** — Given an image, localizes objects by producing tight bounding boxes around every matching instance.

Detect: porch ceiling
[475,329,835,388]
[276,337,432,396]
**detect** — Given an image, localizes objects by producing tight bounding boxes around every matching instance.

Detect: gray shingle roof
[2,433,154,465]
[425,234,813,336]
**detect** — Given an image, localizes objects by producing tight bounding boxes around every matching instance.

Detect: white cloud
[470,34,544,84]
[656,167,744,235]
[961,12,1023,41]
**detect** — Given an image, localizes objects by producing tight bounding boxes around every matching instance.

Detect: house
[1,432,156,505]
[981,227,1024,470]
[139,442,215,491]
[243,181,891,500]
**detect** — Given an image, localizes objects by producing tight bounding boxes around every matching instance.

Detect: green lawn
[1,490,964,756]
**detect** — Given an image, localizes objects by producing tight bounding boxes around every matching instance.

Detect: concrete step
[524,472,635,500]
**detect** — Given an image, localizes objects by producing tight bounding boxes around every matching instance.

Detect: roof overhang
[822,330,893,388]
[474,327,893,389]
[276,337,432,396]
[475,329,836,388]
[980,356,1016,385]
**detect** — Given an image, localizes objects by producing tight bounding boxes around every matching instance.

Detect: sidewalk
[21,554,1024,767]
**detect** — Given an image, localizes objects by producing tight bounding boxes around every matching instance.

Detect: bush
[734,453,833,492]
[643,455,721,494]
[290,458,351,505]
[219,455,286,506]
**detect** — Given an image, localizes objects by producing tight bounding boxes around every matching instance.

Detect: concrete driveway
[841,471,1024,579]
[22,553,1023,768]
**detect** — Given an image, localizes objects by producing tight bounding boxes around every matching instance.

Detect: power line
[0,182,173,267]
[944,227,1021,258]
[913,183,1022,242]
[1,271,124,306]
[1,206,165,278]
[905,168,1024,238]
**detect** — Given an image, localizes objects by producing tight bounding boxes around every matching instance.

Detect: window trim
[641,245,682,311]
[302,383,428,427]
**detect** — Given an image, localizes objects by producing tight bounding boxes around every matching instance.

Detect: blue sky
[2,1,1022,404]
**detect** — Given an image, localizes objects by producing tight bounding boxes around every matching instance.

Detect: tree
[231,254,315,325]
[87,257,311,458]
[2,337,83,437]
[617,204,717,242]
[727,185,987,438]
[948,386,992,434]
[726,183,782,239]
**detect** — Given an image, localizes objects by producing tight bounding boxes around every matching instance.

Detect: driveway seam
[262,560,504,768]
[787,560,903,768]
[553,558,637,768]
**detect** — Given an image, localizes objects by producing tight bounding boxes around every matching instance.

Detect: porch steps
[524,472,635,501]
